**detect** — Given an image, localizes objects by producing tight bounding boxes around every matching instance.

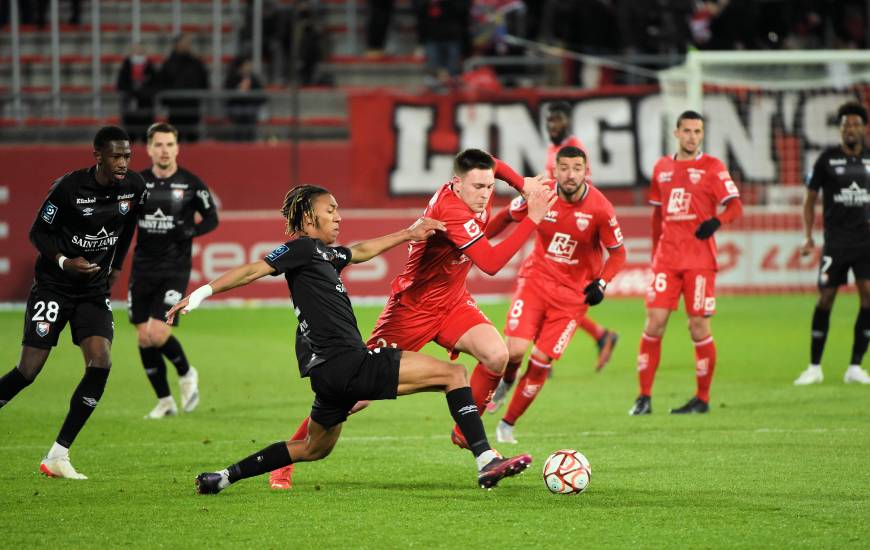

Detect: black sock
[227,442,292,483]
[810,306,831,365]
[850,307,870,365]
[0,366,33,409]
[56,367,110,448]
[159,336,190,377]
[139,346,170,398]
[446,387,491,457]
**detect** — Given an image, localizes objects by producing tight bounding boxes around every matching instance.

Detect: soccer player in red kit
[629,110,743,416]
[268,149,553,489]
[544,101,618,371]
[483,146,626,443]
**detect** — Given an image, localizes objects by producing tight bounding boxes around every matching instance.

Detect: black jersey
[808,146,870,248]
[133,167,218,276]
[29,167,147,297]
[263,237,364,377]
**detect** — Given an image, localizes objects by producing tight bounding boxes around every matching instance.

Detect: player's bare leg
[797,286,838,385]
[671,316,714,414]
[631,307,670,415]
[844,279,870,384]
[487,336,530,414]
[498,347,553,444]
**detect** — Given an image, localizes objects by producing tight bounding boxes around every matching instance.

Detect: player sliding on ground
[167,184,545,493]
[267,149,554,489]
[483,145,626,443]
[630,110,743,416]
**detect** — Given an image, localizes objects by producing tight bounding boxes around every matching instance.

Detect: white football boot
[844,366,870,384]
[495,420,518,444]
[179,366,200,413]
[144,396,178,419]
[486,379,512,414]
[40,456,88,480]
[794,366,823,386]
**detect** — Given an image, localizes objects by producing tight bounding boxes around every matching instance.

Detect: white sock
[809,364,821,370]
[847,364,861,371]
[159,396,175,405]
[217,468,231,489]
[46,442,69,460]
[476,449,499,471]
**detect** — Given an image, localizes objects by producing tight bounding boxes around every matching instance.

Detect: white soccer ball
[542,449,591,494]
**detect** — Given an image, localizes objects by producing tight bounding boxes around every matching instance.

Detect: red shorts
[503,279,589,360]
[646,268,716,317]
[366,291,492,355]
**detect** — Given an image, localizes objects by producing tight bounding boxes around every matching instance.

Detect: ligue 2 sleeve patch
[41,201,58,224]
[266,244,289,262]
[463,219,481,238]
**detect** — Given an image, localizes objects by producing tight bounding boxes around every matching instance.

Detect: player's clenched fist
[525,186,558,224]
[406,217,446,241]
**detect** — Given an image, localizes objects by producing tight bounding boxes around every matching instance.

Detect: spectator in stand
[366,0,395,57]
[414,0,471,91]
[117,43,158,143]
[224,56,266,142]
[155,34,209,142]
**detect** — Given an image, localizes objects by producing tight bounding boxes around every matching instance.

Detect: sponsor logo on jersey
[71,226,118,249]
[829,158,847,166]
[552,319,577,355]
[724,179,739,195]
[835,166,845,175]
[197,189,212,209]
[119,200,131,215]
[463,219,481,238]
[509,195,526,211]
[609,216,618,227]
[833,182,870,206]
[35,321,50,337]
[164,290,182,306]
[116,193,135,200]
[546,232,578,263]
[76,197,96,204]
[266,244,289,261]
[138,208,175,231]
[665,188,695,220]
[543,210,558,222]
[81,207,95,216]
[658,171,673,183]
[687,168,705,184]
[172,189,185,201]
[170,183,189,189]
[41,201,58,224]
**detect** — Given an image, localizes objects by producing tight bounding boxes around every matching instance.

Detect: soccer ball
[543,449,591,494]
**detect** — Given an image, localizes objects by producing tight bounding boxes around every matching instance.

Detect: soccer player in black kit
[795,101,870,386]
[166,185,533,492]
[132,123,218,418]
[0,126,147,479]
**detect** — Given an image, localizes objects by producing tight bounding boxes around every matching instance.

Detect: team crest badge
[36,321,50,337]
[172,189,185,201]
[576,217,590,231]
[119,200,130,214]
[508,318,519,331]
[689,171,702,184]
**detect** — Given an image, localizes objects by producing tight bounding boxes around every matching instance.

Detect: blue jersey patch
[266,244,289,262]
[41,201,58,224]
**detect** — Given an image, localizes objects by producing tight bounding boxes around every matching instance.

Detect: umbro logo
[82,397,99,408]
[457,405,478,416]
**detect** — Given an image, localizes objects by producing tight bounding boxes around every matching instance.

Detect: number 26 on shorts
[653,273,667,293]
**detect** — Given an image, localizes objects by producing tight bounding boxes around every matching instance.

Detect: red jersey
[649,153,739,271]
[508,182,623,305]
[545,135,590,180]
[390,180,492,307]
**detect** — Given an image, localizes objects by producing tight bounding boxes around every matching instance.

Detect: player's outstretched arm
[349,217,445,264]
[166,260,276,323]
[800,189,819,255]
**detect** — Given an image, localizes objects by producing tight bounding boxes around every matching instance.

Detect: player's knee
[86,353,112,370]
[479,347,509,373]
[137,333,152,347]
[687,319,710,341]
[147,325,170,347]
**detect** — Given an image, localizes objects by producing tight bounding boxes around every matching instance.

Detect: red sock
[469,363,502,414]
[290,416,309,441]
[503,360,522,385]
[693,336,716,403]
[503,357,550,425]
[638,332,662,397]
[579,316,606,340]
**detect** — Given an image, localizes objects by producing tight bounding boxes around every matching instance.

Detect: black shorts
[308,346,402,429]
[819,245,870,288]
[128,273,190,326]
[22,287,114,349]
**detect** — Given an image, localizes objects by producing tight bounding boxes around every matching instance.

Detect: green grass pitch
[1,295,868,548]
